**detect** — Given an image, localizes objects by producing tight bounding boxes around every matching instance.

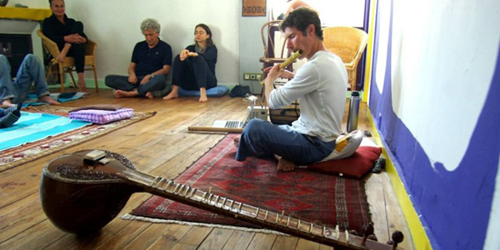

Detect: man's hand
[140,74,151,85]
[267,64,283,82]
[264,65,294,80]
[128,74,138,84]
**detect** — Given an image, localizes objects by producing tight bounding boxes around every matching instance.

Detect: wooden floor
[0,89,414,250]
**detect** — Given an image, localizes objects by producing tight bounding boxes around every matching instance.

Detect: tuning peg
[387,231,404,250]
[361,222,374,246]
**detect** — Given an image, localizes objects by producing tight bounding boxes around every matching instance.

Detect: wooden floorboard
[0,89,414,250]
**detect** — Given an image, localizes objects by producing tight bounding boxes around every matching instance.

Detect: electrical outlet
[256,74,262,81]
[250,74,256,80]
[244,73,250,80]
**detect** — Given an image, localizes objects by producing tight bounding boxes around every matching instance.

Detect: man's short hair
[280,7,323,40]
[140,18,161,33]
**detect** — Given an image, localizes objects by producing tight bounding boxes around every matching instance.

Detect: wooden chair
[259,20,289,67]
[258,20,295,103]
[36,30,99,92]
[323,27,368,91]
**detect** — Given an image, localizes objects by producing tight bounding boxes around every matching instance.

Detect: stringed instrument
[40,150,404,250]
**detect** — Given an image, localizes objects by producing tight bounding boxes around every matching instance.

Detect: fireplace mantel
[0,7,51,21]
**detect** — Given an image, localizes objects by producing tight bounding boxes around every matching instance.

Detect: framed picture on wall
[242,0,266,17]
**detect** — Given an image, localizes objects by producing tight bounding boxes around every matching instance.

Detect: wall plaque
[242,0,266,17]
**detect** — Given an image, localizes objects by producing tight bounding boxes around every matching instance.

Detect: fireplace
[0,33,33,78]
[0,7,51,78]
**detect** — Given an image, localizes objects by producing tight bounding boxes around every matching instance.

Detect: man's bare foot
[233,136,240,148]
[1,99,15,107]
[145,92,154,99]
[199,95,208,103]
[114,90,136,98]
[163,91,178,100]
[114,90,123,98]
[38,95,60,105]
[276,155,296,172]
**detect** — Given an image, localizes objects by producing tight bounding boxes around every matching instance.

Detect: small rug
[124,134,371,233]
[0,105,156,172]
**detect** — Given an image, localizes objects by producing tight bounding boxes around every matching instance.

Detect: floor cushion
[308,146,382,178]
[178,85,230,97]
[69,108,134,124]
[322,129,364,161]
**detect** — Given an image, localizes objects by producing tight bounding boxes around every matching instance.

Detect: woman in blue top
[163,24,217,102]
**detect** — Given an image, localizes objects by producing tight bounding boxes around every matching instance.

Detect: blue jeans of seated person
[235,119,336,165]
[0,54,51,104]
[172,55,217,91]
[104,74,167,97]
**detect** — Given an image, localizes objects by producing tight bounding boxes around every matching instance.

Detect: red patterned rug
[0,105,155,172]
[125,134,371,233]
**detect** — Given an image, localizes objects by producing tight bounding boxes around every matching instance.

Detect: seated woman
[163,24,217,103]
[42,0,88,92]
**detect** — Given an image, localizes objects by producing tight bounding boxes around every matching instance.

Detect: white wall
[8,0,240,86]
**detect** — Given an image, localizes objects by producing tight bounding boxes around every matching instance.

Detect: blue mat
[24,92,86,106]
[0,111,90,151]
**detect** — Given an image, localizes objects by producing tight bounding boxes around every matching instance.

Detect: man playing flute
[235,7,348,171]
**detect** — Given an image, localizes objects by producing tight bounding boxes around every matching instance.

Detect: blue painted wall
[368,0,500,249]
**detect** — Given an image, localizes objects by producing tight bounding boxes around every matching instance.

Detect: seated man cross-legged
[0,54,59,107]
[235,7,348,172]
[105,18,172,99]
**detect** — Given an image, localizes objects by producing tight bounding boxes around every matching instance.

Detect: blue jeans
[236,119,336,165]
[0,54,50,103]
[104,74,167,97]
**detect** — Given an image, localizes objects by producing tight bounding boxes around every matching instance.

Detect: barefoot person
[43,0,89,92]
[105,18,172,99]
[235,7,347,171]
[163,24,217,103]
[0,54,59,107]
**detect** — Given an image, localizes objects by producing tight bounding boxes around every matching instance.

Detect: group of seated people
[0,1,360,173]
[0,0,218,109]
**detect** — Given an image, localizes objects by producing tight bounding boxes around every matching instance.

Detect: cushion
[322,129,364,161]
[178,85,230,97]
[69,108,134,124]
[308,146,382,178]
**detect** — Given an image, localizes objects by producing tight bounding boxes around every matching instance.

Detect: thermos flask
[347,91,360,132]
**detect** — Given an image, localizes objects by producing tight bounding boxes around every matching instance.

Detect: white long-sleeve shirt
[268,50,348,142]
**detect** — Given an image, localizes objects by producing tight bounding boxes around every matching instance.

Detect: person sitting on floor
[42,0,89,92]
[105,18,172,99]
[163,23,218,103]
[0,103,23,128]
[0,54,60,107]
[235,7,348,172]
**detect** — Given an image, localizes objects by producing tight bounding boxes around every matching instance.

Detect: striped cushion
[69,108,134,124]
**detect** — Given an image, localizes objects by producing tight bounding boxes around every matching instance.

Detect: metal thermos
[347,91,360,132]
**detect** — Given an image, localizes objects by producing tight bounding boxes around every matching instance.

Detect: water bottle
[347,91,360,132]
